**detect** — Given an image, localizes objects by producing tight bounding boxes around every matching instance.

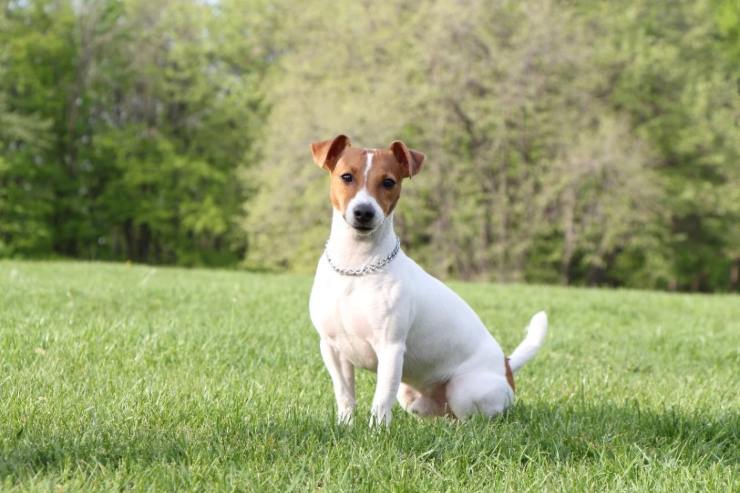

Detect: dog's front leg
[370,342,405,428]
[319,339,356,424]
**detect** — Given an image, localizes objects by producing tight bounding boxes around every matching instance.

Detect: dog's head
[310,135,425,234]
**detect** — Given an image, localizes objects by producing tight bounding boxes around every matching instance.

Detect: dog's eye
[340,173,353,183]
[382,178,396,189]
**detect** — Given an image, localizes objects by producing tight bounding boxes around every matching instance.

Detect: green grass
[0,260,737,492]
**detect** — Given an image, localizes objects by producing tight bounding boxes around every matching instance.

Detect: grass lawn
[0,260,737,492]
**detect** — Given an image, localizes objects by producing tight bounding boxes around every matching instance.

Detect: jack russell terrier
[309,135,548,427]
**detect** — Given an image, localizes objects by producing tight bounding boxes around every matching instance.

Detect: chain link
[324,236,401,276]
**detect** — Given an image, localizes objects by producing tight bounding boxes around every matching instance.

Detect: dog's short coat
[309,135,547,426]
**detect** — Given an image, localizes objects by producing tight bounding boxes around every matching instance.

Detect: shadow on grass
[2,399,737,482]
[499,399,738,465]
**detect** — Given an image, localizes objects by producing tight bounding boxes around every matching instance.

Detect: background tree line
[1,0,738,292]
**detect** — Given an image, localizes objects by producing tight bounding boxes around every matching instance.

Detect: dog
[308,135,548,426]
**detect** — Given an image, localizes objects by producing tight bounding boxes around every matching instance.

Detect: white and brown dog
[309,135,547,426]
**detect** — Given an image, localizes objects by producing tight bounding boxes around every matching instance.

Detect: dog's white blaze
[363,151,374,188]
[359,150,380,214]
[343,149,383,230]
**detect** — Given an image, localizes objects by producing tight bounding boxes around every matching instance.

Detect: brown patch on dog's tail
[505,357,516,392]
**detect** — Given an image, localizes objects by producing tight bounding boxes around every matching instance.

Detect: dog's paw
[337,408,354,425]
[369,406,392,428]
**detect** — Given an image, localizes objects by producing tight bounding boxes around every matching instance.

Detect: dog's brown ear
[310,135,351,171]
[390,140,425,178]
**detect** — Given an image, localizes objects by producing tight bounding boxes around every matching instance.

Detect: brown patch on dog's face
[329,147,365,213]
[310,135,426,232]
[364,150,404,215]
[329,149,405,216]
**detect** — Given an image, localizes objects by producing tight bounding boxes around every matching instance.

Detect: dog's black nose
[353,205,375,224]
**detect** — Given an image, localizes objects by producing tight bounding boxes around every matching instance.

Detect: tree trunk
[561,187,576,285]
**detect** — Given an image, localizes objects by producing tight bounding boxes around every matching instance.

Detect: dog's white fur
[309,147,547,427]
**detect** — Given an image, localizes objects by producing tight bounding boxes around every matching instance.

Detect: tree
[243,0,664,290]
[0,0,270,265]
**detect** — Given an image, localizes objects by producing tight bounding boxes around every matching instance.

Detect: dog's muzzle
[346,199,383,232]
[352,204,376,229]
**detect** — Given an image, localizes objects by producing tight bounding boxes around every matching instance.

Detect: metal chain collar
[324,236,401,276]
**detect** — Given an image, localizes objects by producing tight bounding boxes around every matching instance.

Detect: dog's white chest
[309,262,406,371]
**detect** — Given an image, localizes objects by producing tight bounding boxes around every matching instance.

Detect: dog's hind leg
[397,383,449,417]
[445,372,514,419]
[397,383,421,411]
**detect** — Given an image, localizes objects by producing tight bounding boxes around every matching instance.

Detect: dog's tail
[508,311,548,373]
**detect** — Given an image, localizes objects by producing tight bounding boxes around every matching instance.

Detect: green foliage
[594,0,740,290]
[0,0,268,265]
[245,0,739,291]
[0,0,737,290]
[0,95,54,256]
[1,261,738,490]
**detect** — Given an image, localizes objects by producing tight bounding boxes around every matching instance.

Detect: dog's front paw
[337,407,354,425]
[369,405,392,428]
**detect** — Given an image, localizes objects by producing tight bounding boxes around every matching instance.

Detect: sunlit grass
[1,261,737,491]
